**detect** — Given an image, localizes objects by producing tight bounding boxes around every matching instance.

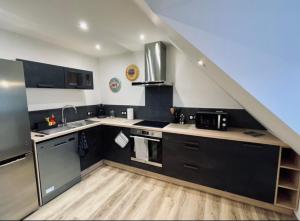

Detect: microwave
[195,111,229,131]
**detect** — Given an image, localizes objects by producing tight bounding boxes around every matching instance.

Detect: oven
[130,128,162,168]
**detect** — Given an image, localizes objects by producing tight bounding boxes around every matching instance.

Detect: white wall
[98,51,146,106]
[146,0,300,133]
[99,45,241,109]
[167,46,241,108]
[0,29,241,111]
[0,29,101,111]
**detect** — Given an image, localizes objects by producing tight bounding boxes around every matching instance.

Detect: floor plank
[26,165,296,220]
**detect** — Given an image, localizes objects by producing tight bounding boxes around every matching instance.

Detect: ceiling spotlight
[95,44,101,50]
[198,59,205,67]
[79,21,89,31]
[140,34,145,40]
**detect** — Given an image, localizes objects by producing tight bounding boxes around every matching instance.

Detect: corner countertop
[31,117,289,147]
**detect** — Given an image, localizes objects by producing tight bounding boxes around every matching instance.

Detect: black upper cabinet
[18,59,93,89]
[19,59,65,88]
[65,68,93,89]
[163,133,279,203]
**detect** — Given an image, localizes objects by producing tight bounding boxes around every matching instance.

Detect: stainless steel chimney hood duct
[132,41,172,86]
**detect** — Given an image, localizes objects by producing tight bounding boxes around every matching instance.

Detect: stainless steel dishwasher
[37,133,81,205]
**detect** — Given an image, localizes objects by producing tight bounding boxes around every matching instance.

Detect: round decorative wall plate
[125,64,139,81]
[109,77,121,93]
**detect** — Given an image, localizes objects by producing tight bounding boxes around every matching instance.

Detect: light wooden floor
[26,165,296,220]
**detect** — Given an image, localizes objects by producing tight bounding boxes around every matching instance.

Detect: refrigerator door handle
[0,155,27,169]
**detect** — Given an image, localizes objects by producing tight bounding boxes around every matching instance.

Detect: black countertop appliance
[195,111,229,131]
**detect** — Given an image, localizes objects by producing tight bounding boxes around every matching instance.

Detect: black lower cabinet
[163,133,279,203]
[102,126,131,165]
[79,126,104,171]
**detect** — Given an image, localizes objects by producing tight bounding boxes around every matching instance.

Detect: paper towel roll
[127,108,134,120]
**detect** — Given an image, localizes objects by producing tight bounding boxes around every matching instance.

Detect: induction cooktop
[134,120,169,128]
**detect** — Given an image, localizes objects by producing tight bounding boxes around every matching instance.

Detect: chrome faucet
[61,105,77,125]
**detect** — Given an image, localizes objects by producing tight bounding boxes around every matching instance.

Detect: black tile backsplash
[102,104,265,130]
[29,105,99,130]
[145,86,173,108]
[28,85,265,130]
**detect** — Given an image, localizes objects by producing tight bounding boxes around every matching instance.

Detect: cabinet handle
[183,163,199,170]
[0,154,26,168]
[37,83,54,88]
[183,142,199,151]
[242,143,266,149]
[130,135,161,142]
[54,141,67,147]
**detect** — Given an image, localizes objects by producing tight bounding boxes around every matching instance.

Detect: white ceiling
[0,0,167,57]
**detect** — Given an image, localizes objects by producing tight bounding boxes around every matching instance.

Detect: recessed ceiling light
[198,59,205,67]
[95,44,101,50]
[79,21,89,31]
[140,34,145,40]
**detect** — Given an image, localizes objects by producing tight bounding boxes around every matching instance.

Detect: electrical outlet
[189,115,195,120]
[87,111,94,116]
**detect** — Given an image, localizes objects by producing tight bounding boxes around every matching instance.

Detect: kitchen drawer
[0,153,38,220]
[164,154,227,191]
[163,133,279,203]
[163,139,202,163]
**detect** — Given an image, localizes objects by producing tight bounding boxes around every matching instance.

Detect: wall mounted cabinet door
[18,59,65,88]
[65,68,93,89]
[163,133,279,203]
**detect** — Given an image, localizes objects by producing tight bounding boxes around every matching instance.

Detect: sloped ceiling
[136,0,300,153]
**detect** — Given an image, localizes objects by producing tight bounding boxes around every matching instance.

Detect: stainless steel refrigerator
[0,59,39,220]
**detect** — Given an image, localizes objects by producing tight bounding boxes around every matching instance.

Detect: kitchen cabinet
[102,126,131,165]
[79,126,104,171]
[18,59,93,89]
[163,133,279,203]
[65,68,93,89]
[18,59,65,88]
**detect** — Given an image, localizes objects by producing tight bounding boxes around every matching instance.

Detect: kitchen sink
[67,119,97,128]
[39,119,98,135]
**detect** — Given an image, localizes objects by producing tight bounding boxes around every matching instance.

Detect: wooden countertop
[164,124,288,147]
[31,117,288,147]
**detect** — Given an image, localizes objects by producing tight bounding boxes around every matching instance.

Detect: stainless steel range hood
[132,41,172,86]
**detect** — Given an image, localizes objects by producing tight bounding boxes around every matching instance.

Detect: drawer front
[0,153,38,220]
[163,133,279,203]
[164,152,228,191]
